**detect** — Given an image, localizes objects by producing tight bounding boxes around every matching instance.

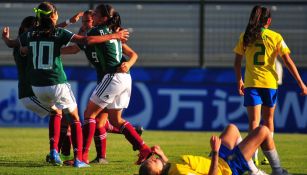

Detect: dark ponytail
[107,11,121,32]
[18,16,36,36]
[33,2,57,37]
[96,4,121,32]
[243,5,263,47]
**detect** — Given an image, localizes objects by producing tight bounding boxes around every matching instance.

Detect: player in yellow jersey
[139,124,291,175]
[233,5,307,165]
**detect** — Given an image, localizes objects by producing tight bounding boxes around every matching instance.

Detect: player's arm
[118,44,138,73]
[61,44,81,55]
[281,53,307,95]
[70,29,129,45]
[151,145,169,163]
[234,53,244,96]
[208,136,221,175]
[56,12,83,28]
[1,27,19,48]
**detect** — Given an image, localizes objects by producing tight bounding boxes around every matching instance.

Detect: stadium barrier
[0,66,306,133]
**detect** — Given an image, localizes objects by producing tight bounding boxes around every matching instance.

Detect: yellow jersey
[233,28,291,89]
[168,155,232,175]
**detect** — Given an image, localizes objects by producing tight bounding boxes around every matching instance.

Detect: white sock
[247,159,259,173]
[271,132,274,138]
[263,149,283,173]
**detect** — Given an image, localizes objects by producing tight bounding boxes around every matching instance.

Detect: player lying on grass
[139,124,290,175]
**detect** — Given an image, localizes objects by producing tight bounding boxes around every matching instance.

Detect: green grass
[0,128,306,175]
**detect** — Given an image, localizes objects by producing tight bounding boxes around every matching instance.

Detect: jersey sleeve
[233,33,245,55]
[277,34,291,56]
[59,28,75,46]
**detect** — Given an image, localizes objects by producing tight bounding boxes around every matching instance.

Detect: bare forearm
[87,34,118,45]
[234,56,243,82]
[208,152,219,175]
[283,55,305,88]
[2,37,18,48]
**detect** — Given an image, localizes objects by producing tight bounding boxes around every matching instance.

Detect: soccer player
[233,5,307,165]
[2,2,129,168]
[139,124,290,175]
[81,4,152,165]
[61,9,143,164]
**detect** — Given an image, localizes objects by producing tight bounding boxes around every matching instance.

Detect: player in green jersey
[2,2,129,168]
[61,9,143,164]
[81,4,152,165]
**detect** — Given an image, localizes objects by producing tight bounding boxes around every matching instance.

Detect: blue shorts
[219,144,250,175]
[244,88,277,107]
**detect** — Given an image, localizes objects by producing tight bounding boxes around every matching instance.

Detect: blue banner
[0,66,306,133]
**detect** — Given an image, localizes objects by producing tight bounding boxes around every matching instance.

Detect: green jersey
[13,47,35,99]
[87,25,123,74]
[19,28,74,86]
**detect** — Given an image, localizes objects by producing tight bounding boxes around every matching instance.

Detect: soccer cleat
[49,149,63,166]
[261,157,270,165]
[271,169,292,175]
[90,157,109,164]
[135,145,153,165]
[249,170,269,175]
[74,159,90,168]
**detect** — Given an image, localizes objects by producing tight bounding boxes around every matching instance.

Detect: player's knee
[227,123,239,133]
[258,125,270,135]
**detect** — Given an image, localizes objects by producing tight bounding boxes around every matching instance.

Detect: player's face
[93,9,103,26]
[51,11,59,25]
[145,156,164,174]
[82,14,93,30]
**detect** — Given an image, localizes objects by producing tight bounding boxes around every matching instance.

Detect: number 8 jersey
[19,28,74,86]
[233,28,290,89]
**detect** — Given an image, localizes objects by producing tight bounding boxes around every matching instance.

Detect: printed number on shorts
[30,41,54,69]
[254,43,265,65]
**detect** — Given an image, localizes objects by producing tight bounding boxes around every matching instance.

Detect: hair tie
[34,8,52,18]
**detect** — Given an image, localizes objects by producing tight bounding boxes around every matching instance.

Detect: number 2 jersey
[19,28,74,86]
[233,28,291,89]
[87,24,123,74]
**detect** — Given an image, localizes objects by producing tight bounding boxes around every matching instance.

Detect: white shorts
[20,96,50,118]
[32,83,77,112]
[90,73,131,109]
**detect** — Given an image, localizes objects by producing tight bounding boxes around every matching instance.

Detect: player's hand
[300,84,307,96]
[238,79,244,96]
[117,62,131,73]
[210,135,221,152]
[2,27,10,39]
[70,12,84,24]
[115,29,129,43]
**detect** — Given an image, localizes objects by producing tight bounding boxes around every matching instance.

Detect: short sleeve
[233,33,245,55]
[59,28,74,46]
[277,34,291,56]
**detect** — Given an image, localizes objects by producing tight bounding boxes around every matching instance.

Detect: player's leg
[32,86,63,166]
[58,115,72,161]
[238,126,289,175]
[91,110,108,164]
[54,83,89,168]
[83,100,104,164]
[245,88,262,165]
[261,88,277,165]
[219,124,242,149]
[107,109,151,165]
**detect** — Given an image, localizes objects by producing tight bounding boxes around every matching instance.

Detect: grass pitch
[0,128,306,175]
